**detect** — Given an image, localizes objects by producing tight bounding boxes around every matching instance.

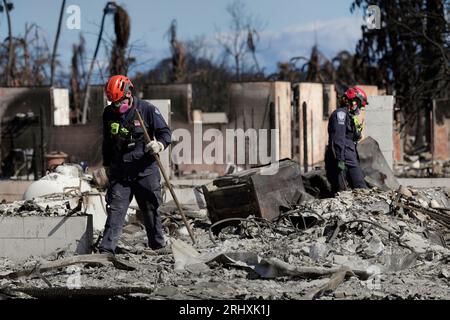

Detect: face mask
[349,101,360,115]
[116,102,130,113]
[113,97,130,113]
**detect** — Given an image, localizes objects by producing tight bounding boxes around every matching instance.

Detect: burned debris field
[0,160,449,300]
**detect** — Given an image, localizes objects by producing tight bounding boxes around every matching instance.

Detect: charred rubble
[0,161,449,300]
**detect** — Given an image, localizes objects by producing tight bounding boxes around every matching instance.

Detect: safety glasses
[113,97,126,107]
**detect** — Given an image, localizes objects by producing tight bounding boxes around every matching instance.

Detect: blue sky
[0,0,365,82]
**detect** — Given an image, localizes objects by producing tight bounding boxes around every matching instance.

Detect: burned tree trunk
[167,20,186,83]
[70,36,85,123]
[109,5,130,76]
[3,0,14,86]
[247,28,261,75]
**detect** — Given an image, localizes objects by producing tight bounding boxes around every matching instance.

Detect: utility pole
[39,106,46,178]
[82,2,116,124]
[50,0,66,86]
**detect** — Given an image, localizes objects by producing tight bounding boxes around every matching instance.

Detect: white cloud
[256,16,364,72]
[203,16,364,74]
[134,16,365,75]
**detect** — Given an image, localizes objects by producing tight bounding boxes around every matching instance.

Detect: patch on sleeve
[154,107,161,115]
[337,111,346,125]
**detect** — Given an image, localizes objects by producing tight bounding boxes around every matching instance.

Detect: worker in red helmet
[325,86,369,194]
[100,75,172,254]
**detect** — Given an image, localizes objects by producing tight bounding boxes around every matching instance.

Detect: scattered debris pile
[1,185,448,300]
[395,152,450,178]
[0,198,83,218]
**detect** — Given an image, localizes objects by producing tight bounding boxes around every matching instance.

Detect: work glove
[145,140,164,154]
[92,166,110,189]
[337,160,346,171]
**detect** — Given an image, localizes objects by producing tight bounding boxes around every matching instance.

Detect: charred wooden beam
[0,254,135,280]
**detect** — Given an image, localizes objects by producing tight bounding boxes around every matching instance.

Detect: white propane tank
[23,165,91,200]
[23,164,108,231]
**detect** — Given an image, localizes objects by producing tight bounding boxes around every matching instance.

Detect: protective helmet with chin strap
[104,75,134,103]
[343,86,369,109]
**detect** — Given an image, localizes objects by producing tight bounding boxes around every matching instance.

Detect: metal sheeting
[202,159,306,223]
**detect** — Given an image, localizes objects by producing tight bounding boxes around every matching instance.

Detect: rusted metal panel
[202,159,306,223]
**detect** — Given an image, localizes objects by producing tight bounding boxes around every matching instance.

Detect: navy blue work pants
[99,174,165,253]
[325,148,367,194]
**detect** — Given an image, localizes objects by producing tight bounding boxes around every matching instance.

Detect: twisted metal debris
[0,187,449,300]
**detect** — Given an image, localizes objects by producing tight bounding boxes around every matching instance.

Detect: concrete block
[364,96,394,169]
[0,215,93,261]
[85,193,108,231]
[365,112,390,124]
[229,81,291,164]
[0,180,33,202]
[23,216,66,239]
[44,237,75,253]
[367,131,392,140]
[1,238,46,258]
[65,217,91,240]
[142,84,191,122]
[382,151,393,162]
[51,88,70,126]
[273,82,292,159]
[164,185,205,208]
[63,216,93,253]
[0,217,24,238]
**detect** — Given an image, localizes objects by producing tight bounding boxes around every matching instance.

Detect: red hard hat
[354,86,368,107]
[104,75,134,103]
[345,86,368,107]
